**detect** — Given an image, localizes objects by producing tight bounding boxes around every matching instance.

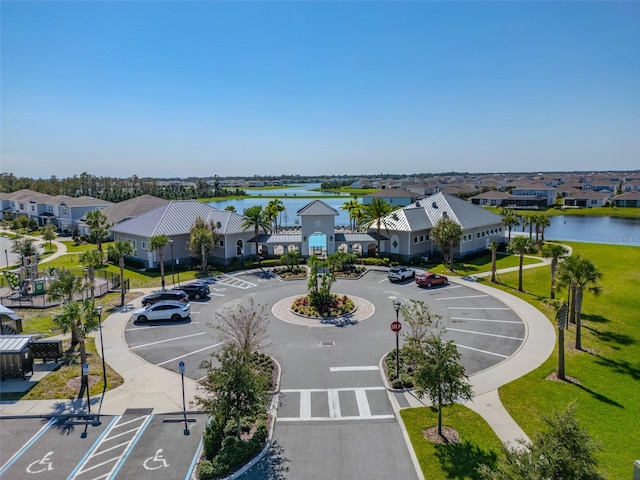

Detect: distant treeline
[320,180,353,190]
[0,172,245,202]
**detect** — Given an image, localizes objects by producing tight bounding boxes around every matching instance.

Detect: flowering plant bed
[291,294,355,318]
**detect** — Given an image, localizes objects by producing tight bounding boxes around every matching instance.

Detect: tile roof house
[562,190,612,208]
[610,191,640,208]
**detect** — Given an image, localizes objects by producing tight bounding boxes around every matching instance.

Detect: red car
[415,272,448,288]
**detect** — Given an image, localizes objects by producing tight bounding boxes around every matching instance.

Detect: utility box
[33,278,46,295]
[633,460,640,480]
[0,335,33,380]
[30,339,63,363]
[0,305,23,334]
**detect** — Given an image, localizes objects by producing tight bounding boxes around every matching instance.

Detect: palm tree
[79,249,103,301]
[53,298,100,366]
[360,198,394,257]
[47,270,86,346]
[341,198,361,232]
[430,216,463,271]
[489,241,498,283]
[501,210,519,241]
[507,236,536,292]
[188,216,215,275]
[149,234,169,289]
[108,240,134,307]
[265,200,281,232]
[540,242,570,299]
[85,210,110,252]
[241,205,271,261]
[557,255,602,350]
[537,215,551,242]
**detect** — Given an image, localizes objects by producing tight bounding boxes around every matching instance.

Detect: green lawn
[429,253,542,277]
[401,405,503,479]
[484,205,640,219]
[493,242,640,479]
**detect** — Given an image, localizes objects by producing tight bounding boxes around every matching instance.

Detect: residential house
[562,190,612,208]
[610,191,640,208]
[510,184,557,207]
[362,189,419,207]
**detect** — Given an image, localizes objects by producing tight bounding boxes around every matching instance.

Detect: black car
[141,290,189,306]
[175,282,210,300]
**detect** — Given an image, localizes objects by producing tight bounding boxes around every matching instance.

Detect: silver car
[132,300,191,323]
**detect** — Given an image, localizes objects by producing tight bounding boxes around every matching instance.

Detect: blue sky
[1,1,639,179]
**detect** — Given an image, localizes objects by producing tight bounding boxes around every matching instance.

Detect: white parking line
[355,389,371,417]
[447,327,523,341]
[328,389,341,418]
[454,343,509,358]
[156,343,224,366]
[125,322,199,332]
[130,332,206,349]
[330,366,379,372]
[436,294,488,301]
[450,316,521,324]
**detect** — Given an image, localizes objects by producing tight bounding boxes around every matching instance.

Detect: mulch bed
[423,426,460,444]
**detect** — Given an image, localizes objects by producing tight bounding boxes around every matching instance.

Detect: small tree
[306,255,335,311]
[47,270,86,346]
[507,236,536,292]
[41,223,56,252]
[79,249,103,301]
[196,344,269,439]
[280,250,301,272]
[501,209,519,241]
[400,299,441,371]
[479,403,604,480]
[430,216,463,271]
[149,234,169,290]
[489,240,498,283]
[85,210,110,252]
[188,216,215,275]
[107,240,134,307]
[11,236,38,259]
[540,242,570,299]
[212,298,270,356]
[413,329,473,438]
[52,298,100,366]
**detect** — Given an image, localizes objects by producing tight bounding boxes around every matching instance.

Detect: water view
[210,184,640,245]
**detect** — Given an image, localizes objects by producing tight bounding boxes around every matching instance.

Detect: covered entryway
[308,232,327,258]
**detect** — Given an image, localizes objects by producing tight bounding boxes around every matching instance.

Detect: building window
[477,233,481,238]
[218,240,224,247]
[31,205,35,212]
[413,237,418,243]
[62,207,67,215]
[420,235,424,242]
[426,234,430,240]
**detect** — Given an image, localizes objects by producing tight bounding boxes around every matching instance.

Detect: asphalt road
[0,268,525,479]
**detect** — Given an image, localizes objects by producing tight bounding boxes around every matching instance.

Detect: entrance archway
[308,232,327,258]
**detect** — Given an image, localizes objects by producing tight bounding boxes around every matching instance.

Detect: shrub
[391,378,404,389]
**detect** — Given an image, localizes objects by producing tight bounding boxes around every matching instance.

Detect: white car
[132,301,191,323]
[388,266,415,282]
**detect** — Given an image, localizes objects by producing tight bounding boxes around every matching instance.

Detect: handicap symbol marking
[143,449,169,471]
[26,451,54,474]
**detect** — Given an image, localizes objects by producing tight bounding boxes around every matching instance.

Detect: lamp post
[4,249,7,268]
[169,240,175,287]
[392,301,402,380]
[179,361,190,435]
[94,306,105,426]
[82,362,91,415]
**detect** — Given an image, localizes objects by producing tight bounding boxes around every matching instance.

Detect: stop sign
[390,321,402,332]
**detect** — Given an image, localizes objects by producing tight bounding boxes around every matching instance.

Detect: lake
[210,184,640,245]
[539,215,640,246]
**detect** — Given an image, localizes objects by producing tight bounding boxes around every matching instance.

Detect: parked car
[132,301,191,323]
[388,266,415,282]
[415,272,448,288]
[175,281,210,300]
[141,290,189,306]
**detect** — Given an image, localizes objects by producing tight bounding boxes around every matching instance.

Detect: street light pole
[94,305,105,426]
[169,240,175,287]
[4,249,7,268]
[179,361,189,435]
[393,300,402,380]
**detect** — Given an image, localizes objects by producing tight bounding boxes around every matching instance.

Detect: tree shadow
[558,376,624,408]
[581,313,610,324]
[434,440,498,479]
[593,353,640,382]
[241,440,289,479]
[584,325,636,347]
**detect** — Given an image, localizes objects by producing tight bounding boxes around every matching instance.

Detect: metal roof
[297,199,339,216]
[0,335,32,353]
[335,232,387,242]
[111,201,247,237]
[254,234,302,243]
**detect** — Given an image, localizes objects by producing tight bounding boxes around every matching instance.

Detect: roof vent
[432,202,438,208]
[216,221,222,229]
